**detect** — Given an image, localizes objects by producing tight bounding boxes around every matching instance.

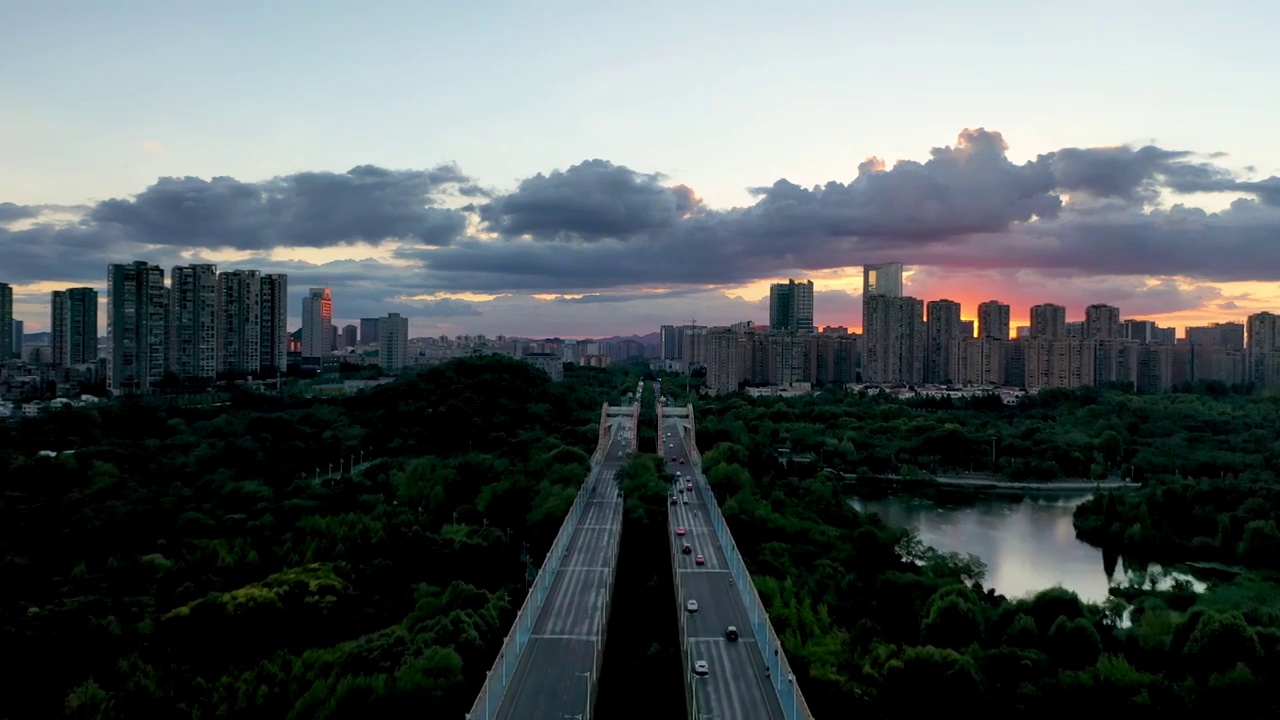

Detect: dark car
[725,626,739,642]
[670,495,678,505]
[682,543,692,555]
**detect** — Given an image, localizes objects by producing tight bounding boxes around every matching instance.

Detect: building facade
[0,282,12,360]
[170,265,219,379]
[977,300,1010,340]
[768,278,815,334]
[216,269,262,375]
[108,261,168,393]
[259,273,289,374]
[302,288,333,360]
[379,312,410,372]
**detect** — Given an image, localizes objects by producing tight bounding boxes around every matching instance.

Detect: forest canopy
[0,356,640,719]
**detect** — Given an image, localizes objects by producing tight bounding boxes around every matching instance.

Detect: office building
[340,324,357,348]
[108,261,168,393]
[768,278,815,334]
[977,300,1010,340]
[170,265,219,379]
[12,319,23,357]
[52,287,100,368]
[926,299,963,384]
[215,270,262,375]
[379,312,410,372]
[302,288,333,360]
[1084,304,1121,340]
[1030,304,1067,340]
[359,317,380,346]
[259,274,289,374]
[0,282,11,360]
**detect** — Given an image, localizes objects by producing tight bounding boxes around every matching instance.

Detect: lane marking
[559,566,616,571]
[679,568,730,574]
[688,636,758,643]
[529,633,598,641]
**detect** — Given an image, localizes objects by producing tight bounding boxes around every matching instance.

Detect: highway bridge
[466,394,640,720]
[661,398,815,720]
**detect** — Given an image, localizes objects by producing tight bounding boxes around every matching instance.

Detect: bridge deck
[665,417,784,720]
[492,425,628,720]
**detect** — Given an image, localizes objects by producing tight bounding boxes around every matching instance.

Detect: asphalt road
[664,416,784,720]
[494,421,629,720]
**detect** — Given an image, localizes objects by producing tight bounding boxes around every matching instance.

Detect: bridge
[660,396,815,720]
[466,387,641,720]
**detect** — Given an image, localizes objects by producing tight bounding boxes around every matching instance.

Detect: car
[693,660,709,676]
[695,554,705,565]
[669,443,675,448]
[670,495,678,505]
[676,471,682,477]
[725,625,739,642]
[679,458,685,464]
[686,482,693,491]
[686,599,699,613]
[678,486,684,494]
[671,456,678,462]
[676,527,686,536]
[682,497,689,504]
[682,543,692,555]
[617,450,623,458]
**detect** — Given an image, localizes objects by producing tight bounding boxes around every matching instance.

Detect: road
[494,421,629,720]
[664,416,784,720]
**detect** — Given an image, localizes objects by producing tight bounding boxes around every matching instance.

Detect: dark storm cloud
[410,128,1280,291]
[0,202,38,222]
[88,164,471,251]
[477,159,703,240]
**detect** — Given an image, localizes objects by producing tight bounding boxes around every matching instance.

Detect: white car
[686,599,699,613]
[669,443,675,448]
[693,660,709,676]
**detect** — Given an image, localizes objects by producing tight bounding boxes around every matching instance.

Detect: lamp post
[575,671,591,720]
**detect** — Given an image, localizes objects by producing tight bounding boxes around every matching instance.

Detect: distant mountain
[20,332,51,344]
[588,332,659,344]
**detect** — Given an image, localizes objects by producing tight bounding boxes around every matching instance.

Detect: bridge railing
[465,413,613,720]
[686,407,814,720]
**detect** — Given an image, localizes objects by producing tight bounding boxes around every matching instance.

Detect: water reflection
[850,493,1124,603]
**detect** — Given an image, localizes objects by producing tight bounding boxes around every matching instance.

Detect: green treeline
[696,384,1280,481]
[692,387,1280,714]
[0,356,640,719]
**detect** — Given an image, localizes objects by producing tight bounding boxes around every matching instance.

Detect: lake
[851,492,1127,603]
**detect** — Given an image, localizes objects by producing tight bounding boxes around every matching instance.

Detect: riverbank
[833,470,1134,496]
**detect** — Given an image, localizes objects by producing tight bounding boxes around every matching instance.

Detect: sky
[3,0,1279,339]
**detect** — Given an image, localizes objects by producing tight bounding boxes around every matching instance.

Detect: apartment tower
[380,312,410,372]
[170,265,219,379]
[977,300,1010,340]
[768,279,816,334]
[52,287,100,368]
[108,261,168,393]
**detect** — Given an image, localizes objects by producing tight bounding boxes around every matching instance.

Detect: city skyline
[4,4,1280,338]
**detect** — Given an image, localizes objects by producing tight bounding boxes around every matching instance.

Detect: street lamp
[575,671,591,720]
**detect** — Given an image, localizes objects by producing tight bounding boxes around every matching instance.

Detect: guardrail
[685,406,814,720]
[465,413,615,719]
[587,491,624,718]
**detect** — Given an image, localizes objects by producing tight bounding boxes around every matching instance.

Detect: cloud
[0,202,38,223]
[88,163,474,251]
[4,128,1280,337]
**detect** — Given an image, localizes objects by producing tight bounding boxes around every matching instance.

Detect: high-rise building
[341,324,358,348]
[359,317,380,346]
[1084,304,1121,340]
[659,324,681,359]
[302,288,333,360]
[169,265,218,379]
[926,299,963,384]
[0,282,12,360]
[1121,319,1157,343]
[216,270,262,375]
[1187,322,1244,350]
[768,279,815,334]
[1030,304,1067,340]
[108,261,168,393]
[380,312,409,372]
[259,274,289,374]
[862,263,904,299]
[977,300,1010,340]
[960,320,975,338]
[12,319,23,357]
[1246,312,1280,387]
[863,295,925,384]
[52,287,100,368]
